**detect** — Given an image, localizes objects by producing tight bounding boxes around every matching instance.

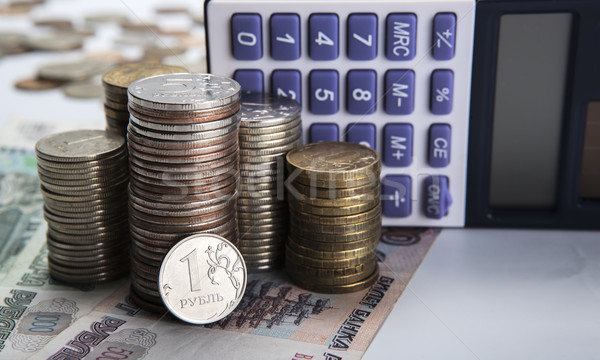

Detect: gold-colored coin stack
[285,142,382,294]
[101,63,187,135]
[125,73,241,312]
[237,94,302,272]
[35,130,130,284]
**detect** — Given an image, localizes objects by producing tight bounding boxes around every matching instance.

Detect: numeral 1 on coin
[180,249,201,292]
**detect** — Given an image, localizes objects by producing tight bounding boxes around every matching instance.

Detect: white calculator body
[205,0,476,227]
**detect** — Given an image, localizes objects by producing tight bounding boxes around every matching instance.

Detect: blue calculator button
[424,175,452,219]
[347,70,376,115]
[384,70,415,115]
[383,123,413,167]
[271,70,301,104]
[433,13,456,60]
[234,69,264,93]
[385,13,416,61]
[346,123,376,148]
[309,14,339,60]
[347,13,377,60]
[431,69,453,114]
[309,70,339,115]
[310,123,339,142]
[231,14,262,60]
[382,175,412,218]
[429,124,451,168]
[270,14,300,60]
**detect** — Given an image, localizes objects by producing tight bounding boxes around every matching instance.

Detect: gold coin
[287,239,376,260]
[286,142,380,181]
[290,225,381,244]
[102,63,187,93]
[288,196,379,217]
[285,246,376,269]
[289,265,379,294]
[290,213,381,235]
[289,234,379,252]
[287,171,379,189]
[287,260,377,285]
[287,181,379,199]
[289,205,380,226]
[291,190,380,207]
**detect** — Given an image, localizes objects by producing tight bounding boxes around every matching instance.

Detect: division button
[383,123,413,167]
[382,175,412,218]
[270,13,301,60]
[309,14,339,60]
[433,13,456,60]
[309,70,339,114]
[234,69,264,93]
[231,13,263,60]
[346,123,376,149]
[429,124,451,168]
[386,13,416,61]
[423,175,452,219]
[310,123,339,142]
[347,13,378,60]
[271,70,301,104]
[430,69,453,115]
[384,70,415,115]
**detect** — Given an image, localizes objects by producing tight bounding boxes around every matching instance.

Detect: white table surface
[364,228,600,359]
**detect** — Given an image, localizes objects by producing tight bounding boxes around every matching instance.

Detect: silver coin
[63,81,104,99]
[128,133,238,157]
[25,33,84,52]
[238,116,301,135]
[38,60,110,81]
[129,121,238,141]
[128,73,241,111]
[158,233,247,325]
[238,124,301,143]
[130,112,240,133]
[36,130,125,162]
[240,93,300,127]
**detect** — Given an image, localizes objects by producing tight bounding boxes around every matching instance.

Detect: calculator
[205,0,476,227]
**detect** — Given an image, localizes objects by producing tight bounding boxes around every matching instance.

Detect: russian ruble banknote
[31,228,437,360]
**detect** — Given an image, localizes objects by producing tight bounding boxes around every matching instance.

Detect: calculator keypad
[207,0,476,227]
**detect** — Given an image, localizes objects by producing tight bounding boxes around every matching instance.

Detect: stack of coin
[237,93,302,272]
[35,130,129,284]
[101,63,187,135]
[285,142,381,294]
[126,73,241,311]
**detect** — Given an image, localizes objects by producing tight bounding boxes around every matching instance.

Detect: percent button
[430,69,454,115]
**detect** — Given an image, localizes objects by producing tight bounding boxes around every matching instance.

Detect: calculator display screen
[488,13,573,209]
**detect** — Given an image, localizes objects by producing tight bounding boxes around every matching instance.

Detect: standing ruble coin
[159,233,247,324]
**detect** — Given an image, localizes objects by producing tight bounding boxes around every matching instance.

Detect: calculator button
[383,123,413,167]
[433,13,456,61]
[346,123,376,148]
[384,70,415,115]
[431,69,453,114]
[429,124,451,168]
[309,70,339,114]
[270,14,300,60]
[347,70,376,115]
[271,70,301,104]
[233,69,264,93]
[309,14,339,61]
[347,13,377,61]
[310,123,339,142]
[231,14,262,60]
[382,175,411,218]
[424,175,452,219]
[385,14,416,61]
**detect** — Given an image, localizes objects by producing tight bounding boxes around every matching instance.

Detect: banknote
[33,228,437,360]
[0,147,44,283]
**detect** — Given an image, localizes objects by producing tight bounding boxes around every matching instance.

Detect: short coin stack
[285,142,382,294]
[102,63,187,135]
[126,73,241,312]
[237,94,302,272]
[35,130,130,284]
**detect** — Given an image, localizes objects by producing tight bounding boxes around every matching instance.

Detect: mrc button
[423,175,452,219]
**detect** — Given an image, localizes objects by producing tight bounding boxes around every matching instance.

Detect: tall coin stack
[35,130,130,284]
[237,94,302,272]
[126,73,241,312]
[285,142,382,294]
[102,63,187,135]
